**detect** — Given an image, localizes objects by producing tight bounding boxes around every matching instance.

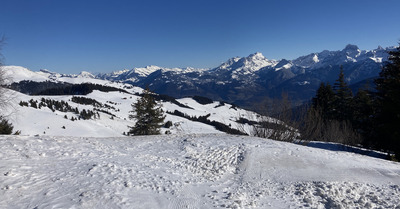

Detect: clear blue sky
[1,0,399,74]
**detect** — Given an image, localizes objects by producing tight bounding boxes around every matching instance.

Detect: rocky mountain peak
[343,44,359,52]
[77,71,95,78]
[248,52,265,60]
[342,44,361,58]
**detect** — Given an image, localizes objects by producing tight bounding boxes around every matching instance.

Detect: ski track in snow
[0,134,399,209]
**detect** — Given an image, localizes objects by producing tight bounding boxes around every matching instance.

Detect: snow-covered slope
[0,134,399,208]
[2,66,51,83]
[1,65,130,88]
[3,89,262,137]
[1,65,268,137]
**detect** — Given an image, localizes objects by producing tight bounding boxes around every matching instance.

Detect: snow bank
[0,134,399,208]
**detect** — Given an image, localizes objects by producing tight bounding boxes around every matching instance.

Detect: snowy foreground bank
[1,134,399,208]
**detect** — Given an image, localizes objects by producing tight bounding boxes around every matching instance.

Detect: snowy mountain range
[2,44,394,112]
[97,44,394,109]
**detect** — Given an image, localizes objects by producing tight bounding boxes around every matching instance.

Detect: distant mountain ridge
[97,44,393,110]
[96,65,207,83]
[3,44,394,110]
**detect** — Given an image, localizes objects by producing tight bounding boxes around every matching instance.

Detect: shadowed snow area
[0,134,399,208]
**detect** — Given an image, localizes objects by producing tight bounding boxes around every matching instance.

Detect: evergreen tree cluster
[192,95,214,105]
[9,81,130,96]
[311,67,358,121]
[36,83,129,95]
[306,45,400,159]
[79,109,98,120]
[93,108,117,118]
[104,103,118,111]
[20,98,77,112]
[167,110,246,135]
[236,117,259,126]
[374,44,400,158]
[150,94,193,109]
[71,97,119,113]
[71,96,102,107]
[306,67,374,145]
[19,98,99,120]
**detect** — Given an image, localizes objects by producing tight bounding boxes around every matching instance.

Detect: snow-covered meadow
[1,134,399,208]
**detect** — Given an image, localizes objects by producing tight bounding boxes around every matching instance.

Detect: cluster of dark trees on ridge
[280,44,400,160]
[0,40,399,160]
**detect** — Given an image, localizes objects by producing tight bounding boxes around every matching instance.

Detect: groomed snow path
[0,134,399,208]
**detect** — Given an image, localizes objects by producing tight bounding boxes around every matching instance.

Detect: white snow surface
[4,88,262,137]
[2,65,400,208]
[312,54,320,63]
[0,134,399,208]
[275,63,293,71]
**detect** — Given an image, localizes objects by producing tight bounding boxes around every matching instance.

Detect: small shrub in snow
[0,117,13,135]
[164,121,173,128]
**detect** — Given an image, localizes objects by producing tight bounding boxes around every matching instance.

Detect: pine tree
[352,89,376,147]
[306,70,360,145]
[312,82,335,119]
[374,44,400,158]
[128,88,165,135]
[332,66,354,121]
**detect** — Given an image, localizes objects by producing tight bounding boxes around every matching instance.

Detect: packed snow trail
[0,134,399,208]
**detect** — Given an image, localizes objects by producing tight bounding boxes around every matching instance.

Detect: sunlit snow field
[1,134,399,208]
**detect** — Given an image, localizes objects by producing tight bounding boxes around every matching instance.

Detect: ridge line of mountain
[2,44,396,111]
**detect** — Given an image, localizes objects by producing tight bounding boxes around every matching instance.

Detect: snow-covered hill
[2,66,125,87]
[1,66,266,137]
[4,88,264,137]
[0,134,399,208]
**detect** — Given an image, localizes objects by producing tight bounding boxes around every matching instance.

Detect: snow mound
[288,182,400,208]
[0,134,399,208]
